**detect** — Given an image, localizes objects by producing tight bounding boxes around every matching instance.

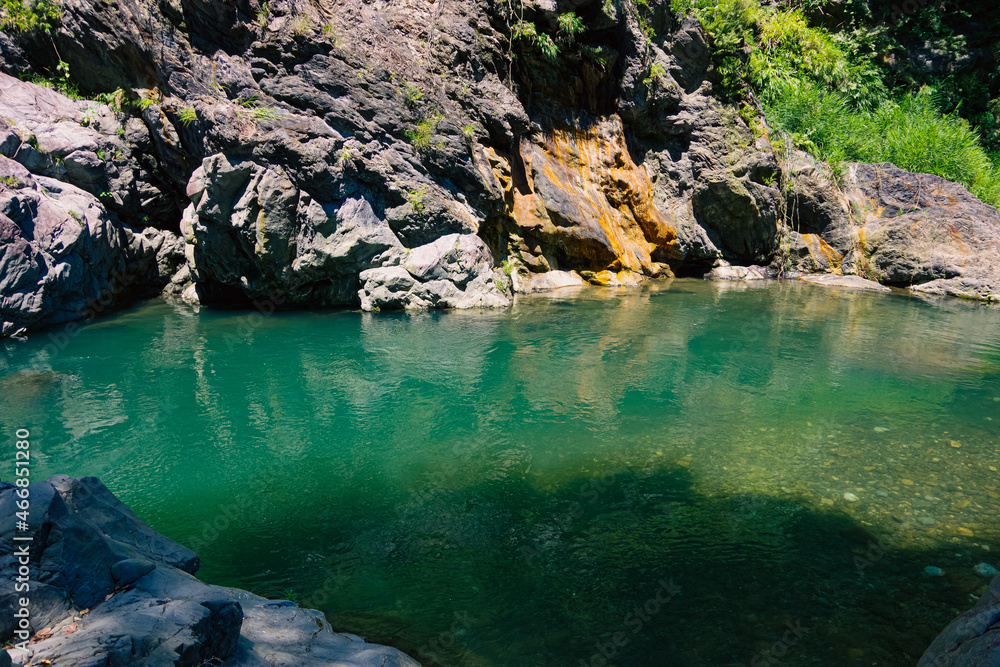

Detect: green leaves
[0,0,60,33]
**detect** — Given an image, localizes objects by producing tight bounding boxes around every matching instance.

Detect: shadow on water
[206,464,992,667]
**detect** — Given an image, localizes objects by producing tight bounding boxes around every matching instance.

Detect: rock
[0,74,184,229]
[923,566,945,576]
[706,264,774,281]
[919,573,1000,666]
[358,234,509,311]
[974,563,999,577]
[0,0,996,335]
[800,274,892,292]
[840,163,1000,301]
[0,156,177,335]
[517,269,588,292]
[0,476,418,667]
[844,492,859,502]
[918,517,938,526]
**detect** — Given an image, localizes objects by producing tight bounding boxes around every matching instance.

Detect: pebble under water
[1,279,999,666]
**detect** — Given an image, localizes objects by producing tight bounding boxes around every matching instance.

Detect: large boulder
[358,233,510,310]
[178,153,510,309]
[918,574,1000,666]
[0,476,418,667]
[0,74,185,229]
[841,162,1000,301]
[0,155,181,335]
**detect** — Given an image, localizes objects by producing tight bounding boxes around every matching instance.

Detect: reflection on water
[1,280,999,666]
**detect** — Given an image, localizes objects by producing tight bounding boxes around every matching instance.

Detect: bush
[0,0,60,32]
[765,82,1000,207]
[674,0,1000,207]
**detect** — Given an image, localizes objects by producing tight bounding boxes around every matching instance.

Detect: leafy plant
[643,63,666,86]
[406,185,427,213]
[290,15,308,35]
[402,81,423,108]
[0,0,60,32]
[766,82,1000,207]
[1,175,21,188]
[178,107,197,126]
[502,258,517,276]
[557,12,585,39]
[405,113,442,150]
[282,588,298,604]
[511,20,559,60]
[251,107,279,121]
[461,125,475,141]
[255,0,269,25]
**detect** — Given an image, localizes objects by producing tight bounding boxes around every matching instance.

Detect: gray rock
[839,163,1000,301]
[919,574,1000,666]
[358,234,509,311]
[0,156,177,335]
[975,563,999,577]
[706,264,774,281]
[800,274,891,292]
[0,476,418,667]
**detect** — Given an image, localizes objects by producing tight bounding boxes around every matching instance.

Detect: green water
[2,280,1000,666]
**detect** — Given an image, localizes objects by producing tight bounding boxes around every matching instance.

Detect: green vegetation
[643,62,666,87]
[178,107,198,126]
[557,12,585,39]
[512,20,559,61]
[401,81,423,109]
[0,0,60,32]
[405,113,442,150]
[501,258,516,276]
[673,0,1000,207]
[1,175,21,188]
[768,84,1000,206]
[406,185,427,213]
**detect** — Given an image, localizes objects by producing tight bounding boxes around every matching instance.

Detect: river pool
[1,279,999,666]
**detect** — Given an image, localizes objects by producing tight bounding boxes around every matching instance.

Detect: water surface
[2,279,999,666]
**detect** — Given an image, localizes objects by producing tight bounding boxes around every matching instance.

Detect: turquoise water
[2,279,999,666]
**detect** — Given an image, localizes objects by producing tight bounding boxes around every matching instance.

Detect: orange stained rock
[801,233,844,269]
[509,116,678,277]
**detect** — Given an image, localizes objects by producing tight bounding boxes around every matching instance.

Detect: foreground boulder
[0,475,418,667]
[919,574,1000,666]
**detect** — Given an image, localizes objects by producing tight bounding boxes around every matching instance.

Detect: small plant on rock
[406,185,427,213]
[557,12,585,39]
[178,106,197,126]
[405,113,442,150]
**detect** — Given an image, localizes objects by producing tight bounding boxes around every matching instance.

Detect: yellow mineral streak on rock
[509,115,678,278]
[802,233,844,271]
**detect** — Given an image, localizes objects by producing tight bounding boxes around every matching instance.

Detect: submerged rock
[0,476,417,667]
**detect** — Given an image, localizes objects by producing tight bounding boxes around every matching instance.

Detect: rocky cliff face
[0,0,998,335]
[0,475,418,666]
